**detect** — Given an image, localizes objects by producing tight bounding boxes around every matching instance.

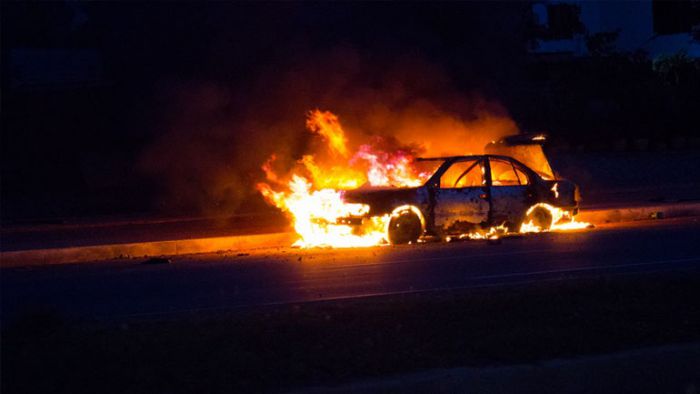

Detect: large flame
[257,110,589,248]
[257,109,429,247]
[258,174,389,247]
[306,110,349,158]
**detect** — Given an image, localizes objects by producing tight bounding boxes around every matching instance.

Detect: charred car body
[343,135,580,244]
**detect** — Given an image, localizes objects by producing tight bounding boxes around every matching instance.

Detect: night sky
[1,2,697,220]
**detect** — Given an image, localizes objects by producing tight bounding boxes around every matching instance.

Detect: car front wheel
[387,209,422,244]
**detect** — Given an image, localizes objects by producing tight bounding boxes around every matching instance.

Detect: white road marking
[318,248,561,270]
[471,256,700,281]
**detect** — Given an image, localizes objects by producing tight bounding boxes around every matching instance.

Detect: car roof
[417,154,538,176]
[416,154,521,162]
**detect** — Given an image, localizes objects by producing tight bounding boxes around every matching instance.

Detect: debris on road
[141,257,172,265]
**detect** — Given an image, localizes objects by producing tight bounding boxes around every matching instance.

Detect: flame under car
[343,154,580,244]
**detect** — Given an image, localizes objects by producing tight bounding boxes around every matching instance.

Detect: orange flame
[257,110,429,247]
[306,109,350,158]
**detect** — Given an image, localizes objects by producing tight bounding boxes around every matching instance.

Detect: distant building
[530,0,700,59]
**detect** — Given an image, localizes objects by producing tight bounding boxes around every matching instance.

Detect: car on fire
[343,134,581,244]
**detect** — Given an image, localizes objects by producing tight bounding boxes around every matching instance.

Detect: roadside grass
[3,272,699,393]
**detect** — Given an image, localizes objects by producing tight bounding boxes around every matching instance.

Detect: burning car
[343,135,581,244]
[258,111,587,248]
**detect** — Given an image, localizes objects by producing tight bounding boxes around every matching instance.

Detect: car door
[433,158,489,229]
[488,157,532,224]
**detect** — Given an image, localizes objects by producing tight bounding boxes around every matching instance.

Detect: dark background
[2,1,699,222]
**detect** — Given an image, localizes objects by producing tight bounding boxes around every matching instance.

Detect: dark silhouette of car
[344,149,580,244]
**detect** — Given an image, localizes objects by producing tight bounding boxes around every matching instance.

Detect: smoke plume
[139,48,519,215]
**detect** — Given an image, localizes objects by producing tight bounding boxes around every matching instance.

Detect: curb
[577,201,700,224]
[2,202,699,268]
[0,232,297,268]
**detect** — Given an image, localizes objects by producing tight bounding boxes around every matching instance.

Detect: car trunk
[484,134,555,180]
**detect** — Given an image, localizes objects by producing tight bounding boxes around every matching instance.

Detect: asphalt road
[2,217,699,324]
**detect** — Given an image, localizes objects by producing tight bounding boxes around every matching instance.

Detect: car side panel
[541,180,578,210]
[433,187,489,229]
[489,185,530,225]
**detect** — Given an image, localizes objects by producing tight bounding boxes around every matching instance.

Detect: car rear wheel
[387,209,422,244]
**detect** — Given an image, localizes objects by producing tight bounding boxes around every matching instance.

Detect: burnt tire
[525,206,553,230]
[387,210,422,245]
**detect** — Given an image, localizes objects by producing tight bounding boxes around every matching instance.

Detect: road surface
[2,217,699,323]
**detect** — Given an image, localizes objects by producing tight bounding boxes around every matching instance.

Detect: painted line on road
[319,248,560,271]
[470,256,700,281]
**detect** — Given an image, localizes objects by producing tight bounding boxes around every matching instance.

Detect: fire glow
[257,109,429,247]
[257,110,589,248]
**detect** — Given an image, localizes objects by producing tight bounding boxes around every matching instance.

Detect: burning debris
[257,110,589,248]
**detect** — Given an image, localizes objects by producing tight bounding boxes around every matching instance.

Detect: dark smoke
[139,48,518,215]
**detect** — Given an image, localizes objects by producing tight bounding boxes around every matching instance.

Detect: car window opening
[491,159,524,186]
[440,160,483,189]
